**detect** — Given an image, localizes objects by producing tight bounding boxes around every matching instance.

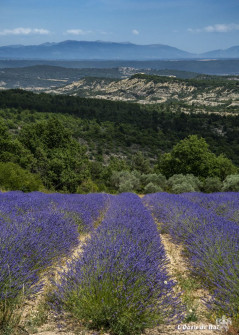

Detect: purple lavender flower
[52,193,184,334]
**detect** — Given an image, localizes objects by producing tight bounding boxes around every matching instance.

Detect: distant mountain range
[0,40,238,60]
[201,46,239,59]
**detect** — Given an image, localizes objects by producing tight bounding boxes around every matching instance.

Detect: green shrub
[77,179,99,194]
[203,177,222,193]
[0,162,43,192]
[111,170,141,193]
[141,173,166,190]
[119,180,135,193]
[171,182,195,194]
[144,182,163,194]
[222,175,239,192]
[167,174,202,194]
[0,291,25,335]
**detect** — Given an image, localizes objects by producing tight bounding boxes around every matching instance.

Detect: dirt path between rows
[142,195,221,335]
[155,233,221,335]
[20,234,90,335]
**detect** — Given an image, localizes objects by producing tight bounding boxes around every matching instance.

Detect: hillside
[1,89,239,166]
[47,74,239,112]
[0,65,201,91]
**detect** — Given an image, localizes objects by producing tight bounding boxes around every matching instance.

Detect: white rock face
[47,77,239,110]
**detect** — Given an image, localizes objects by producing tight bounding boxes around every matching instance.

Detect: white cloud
[66,29,93,35]
[0,27,50,35]
[188,23,239,33]
[132,29,139,35]
[33,28,50,35]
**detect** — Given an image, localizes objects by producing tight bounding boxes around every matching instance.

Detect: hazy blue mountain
[0,40,195,60]
[201,46,239,59]
[0,41,239,61]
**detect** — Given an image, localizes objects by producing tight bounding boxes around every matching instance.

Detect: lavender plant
[51,193,183,335]
[181,192,239,223]
[0,191,108,333]
[143,192,239,326]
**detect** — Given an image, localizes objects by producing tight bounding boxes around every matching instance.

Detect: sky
[0,0,239,53]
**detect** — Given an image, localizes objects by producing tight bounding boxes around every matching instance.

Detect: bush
[141,173,166,190]
[222,175,239,192]
[203,177,222,193]
[167,174,202,194]
[0,162,43,192]
[77,179,99,194]
[111,170,141,193]
[144,182,163,194]
[119,180,135,193]
[171,182,195,194]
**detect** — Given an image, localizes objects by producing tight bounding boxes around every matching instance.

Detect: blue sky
[0,0,238,53]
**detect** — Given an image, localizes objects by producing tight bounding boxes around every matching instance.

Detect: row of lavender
[143,192,239,324]
[0,191,108,303]
[52,193,184,334]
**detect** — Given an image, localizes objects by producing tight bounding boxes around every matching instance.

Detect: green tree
[0,120,34,168]
[18,118,90,192]
[159,135,237,179]
[203,177,222,193]
[131,152,152,174]
[0,162,43,192]
[213,154,238,180]
[77,179,99,194]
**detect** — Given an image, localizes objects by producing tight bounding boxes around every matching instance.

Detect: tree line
[0,114,238,193]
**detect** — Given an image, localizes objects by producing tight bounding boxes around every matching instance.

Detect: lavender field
[0,191,238,335]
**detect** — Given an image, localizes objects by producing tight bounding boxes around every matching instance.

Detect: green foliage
[0,120,34,169]
[18,118,90,192]
[1,91,239,166]
[159,135,237,179]
[171,182,195,194]
[144,182,163,194]
[0,162,43,192]
[110,170,167,194]
[77,179,99,194]
[167,174,202,194]
[203,177,223,193]
[212,154,238,180]
[0,289,25,335]
[222,175,239,192]
[111,170,141,193]
[0,90,238,193]
[131,153,152,174]
[108,157,130,172]
[141,173,166,190]
[60,275,163,335]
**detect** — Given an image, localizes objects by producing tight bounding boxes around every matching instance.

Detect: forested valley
[0,89,238,194]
